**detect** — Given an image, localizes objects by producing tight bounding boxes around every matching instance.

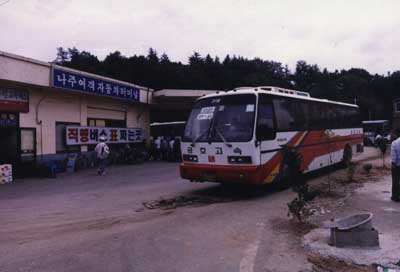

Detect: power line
[0,0,10,7]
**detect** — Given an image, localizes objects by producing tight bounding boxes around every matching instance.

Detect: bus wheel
[341,144,353,168]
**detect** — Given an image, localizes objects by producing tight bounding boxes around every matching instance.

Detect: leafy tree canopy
[55,47,400,121]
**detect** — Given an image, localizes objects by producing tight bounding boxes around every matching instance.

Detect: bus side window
[257,95,276,140]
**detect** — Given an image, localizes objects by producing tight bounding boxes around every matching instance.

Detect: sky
[1,0,399,74]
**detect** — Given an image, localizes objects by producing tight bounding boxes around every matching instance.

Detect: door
[0,113,19,164]
[20,128,36,163]
[0,128,18,164]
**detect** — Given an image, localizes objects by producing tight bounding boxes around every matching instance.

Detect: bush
[281,145,310,222]
[375,137,388,168]
[363,163,372,175]
[347,162,356,182]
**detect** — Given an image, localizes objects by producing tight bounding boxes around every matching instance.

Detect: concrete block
[330,228,380,248]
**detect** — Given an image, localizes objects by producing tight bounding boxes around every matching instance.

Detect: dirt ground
[0,147,387,272]
[301,149,400,271]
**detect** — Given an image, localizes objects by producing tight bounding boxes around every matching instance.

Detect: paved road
[0,148,380,272]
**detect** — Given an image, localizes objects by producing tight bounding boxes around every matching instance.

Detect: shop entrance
[0,88,30,174]
[0,112,19,165]
[0,127,18,164]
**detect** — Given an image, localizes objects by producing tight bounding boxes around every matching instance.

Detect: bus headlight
[228,156,252,164]
[183,154,198,162]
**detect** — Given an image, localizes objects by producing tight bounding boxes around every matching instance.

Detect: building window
[87,118,125,128]
[20,128,36,162]
[56,122,80,153]
[395,101,400,113]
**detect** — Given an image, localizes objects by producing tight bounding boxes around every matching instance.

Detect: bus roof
[197,86,359,108]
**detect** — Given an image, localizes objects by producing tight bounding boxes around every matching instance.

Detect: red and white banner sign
[66,126,143,145]
[0,88,29,113]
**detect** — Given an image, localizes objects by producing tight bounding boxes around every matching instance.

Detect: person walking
[391,128,400,201]
[149,137,156,161]
[95,136,110,175]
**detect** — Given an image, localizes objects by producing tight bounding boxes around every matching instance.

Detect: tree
[63,47,101,74]
[281,146,309,222]
[53,45,397,124]
[323,130,335,193]
[147,48,159,63]
[54,47,70,64]
[160,53,170,64]
[188,52,202,66]
[375,136,388,168]
[294,60,321,91]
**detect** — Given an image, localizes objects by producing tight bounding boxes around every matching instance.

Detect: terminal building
[0,51,216,175]
[0,51,153,173]
[151,88,219,122]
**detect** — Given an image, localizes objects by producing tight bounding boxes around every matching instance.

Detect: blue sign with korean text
[52,67,140,102]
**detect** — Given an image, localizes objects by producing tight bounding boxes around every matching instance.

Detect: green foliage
[375,137,388,168]
[343,145,353,167]
[287,197,307,222]
[280,145,304,191]
[363,163,372,175]
[55,47,400,121]
[376,137,388,155]
[323,130,335,193]
[281,146,310,222]
[347,162,356,182]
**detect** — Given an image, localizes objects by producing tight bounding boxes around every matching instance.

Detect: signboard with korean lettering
[66,126,143,145]
[52,67,140,102]
[0,88,29,113]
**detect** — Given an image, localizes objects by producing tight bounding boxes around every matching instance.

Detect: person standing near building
[95,136,110,175]
[160,137,167,160]
[168,137,175,161]
[173,137,181,162]
[154,137,161,160]
[391,129,400,201]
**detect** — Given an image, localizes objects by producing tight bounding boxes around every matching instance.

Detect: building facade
[0,51,153,171]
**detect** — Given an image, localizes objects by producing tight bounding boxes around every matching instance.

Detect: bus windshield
[183,94,256,143]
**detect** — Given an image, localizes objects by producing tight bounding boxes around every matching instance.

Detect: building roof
[0,50,153,104]
[0,50,152,91]
[362,120,389,124]
[152,89,221,110]
[150,121,186,126]
[154,89,219,98]
[0,51,51,67]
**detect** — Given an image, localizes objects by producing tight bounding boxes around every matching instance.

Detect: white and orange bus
[180,86,363,185]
